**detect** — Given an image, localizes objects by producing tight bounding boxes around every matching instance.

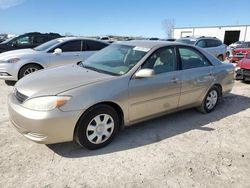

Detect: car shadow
[47,93,250,158]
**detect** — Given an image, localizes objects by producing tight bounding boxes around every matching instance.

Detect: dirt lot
[0,80,249,188]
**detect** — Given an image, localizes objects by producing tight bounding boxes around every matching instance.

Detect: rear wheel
[198,86,219,113]
[218,55,224,61]
[74,104,120,150]
[18,64,42,79]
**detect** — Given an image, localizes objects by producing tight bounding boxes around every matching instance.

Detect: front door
[128,47,181,122]
[49,40,83,67]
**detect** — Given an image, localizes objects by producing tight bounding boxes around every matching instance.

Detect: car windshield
[176,39,196,45]
[0,37,14,44]
[81,44,148,76]
[33,39,62,51]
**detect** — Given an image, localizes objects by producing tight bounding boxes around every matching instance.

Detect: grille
[14,89,28,103]
[243,69,250,76]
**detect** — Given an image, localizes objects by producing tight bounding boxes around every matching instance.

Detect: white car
[0,37,109,81]
[176,36,227,61]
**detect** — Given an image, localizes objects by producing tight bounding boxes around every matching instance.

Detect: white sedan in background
[0,37,109,81]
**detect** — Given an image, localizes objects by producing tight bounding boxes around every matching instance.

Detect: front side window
[196,40,206,48]
[58,40,81,52]
[179,47,210,69]
[142,47,177,74]
[81,44,148,75]
[13,36,33,46]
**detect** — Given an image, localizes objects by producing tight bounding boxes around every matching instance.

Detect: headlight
[22,96,71,111]
[7,58,20,63]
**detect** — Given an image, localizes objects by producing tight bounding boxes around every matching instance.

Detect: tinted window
[33,35,46,45]
[142,47,177,74]
[196,40,206,48]
[206,39,222,47]
[58,40,81,52]
[13,36,33,46]
[179,47,210,69]
[86,40,108,51]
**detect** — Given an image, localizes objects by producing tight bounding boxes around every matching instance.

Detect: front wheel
[18,64,42,79]
[74,104,120,150]
[198,86,219,113]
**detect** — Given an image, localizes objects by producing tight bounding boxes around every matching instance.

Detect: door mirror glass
[54,48,62,54]
[134,69,155,78]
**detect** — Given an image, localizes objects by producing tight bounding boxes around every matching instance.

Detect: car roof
[115,40,180,48]
[179,36,220,41]
[54,37,109,44]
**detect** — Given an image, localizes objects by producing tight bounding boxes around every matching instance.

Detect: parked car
[0,32,62,53]
[235,54,250,81]
[176,36,226,61]
[8,41,234,149]
[229,41,244,48]
[231,42,250,62]
[0,37,109,81]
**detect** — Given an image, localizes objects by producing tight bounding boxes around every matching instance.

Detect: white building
[173,25,250,45]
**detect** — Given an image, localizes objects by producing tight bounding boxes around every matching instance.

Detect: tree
[162,19,175,39]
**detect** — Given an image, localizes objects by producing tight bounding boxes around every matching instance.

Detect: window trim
[176,45,212,70]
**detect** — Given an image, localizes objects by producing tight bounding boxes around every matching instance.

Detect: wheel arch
[18,63,44,79]
[73,101,125,139]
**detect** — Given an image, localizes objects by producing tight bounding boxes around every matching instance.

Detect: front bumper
[8,93,82,144]
[0,62,19,81]
[235,68,250,81]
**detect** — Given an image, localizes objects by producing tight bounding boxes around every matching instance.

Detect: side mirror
[134,69,155,79]
[11,41,18,47]
[53,48,62,54]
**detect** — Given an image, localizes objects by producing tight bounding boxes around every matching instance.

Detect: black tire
[18,64,42,79]
[218,55,224,61]
[74,104,120,150]
[5,80,16,86]
[198,86,219,113]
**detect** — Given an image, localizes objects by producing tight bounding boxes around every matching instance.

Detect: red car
[235,54,250,81]
[231,42,250,62]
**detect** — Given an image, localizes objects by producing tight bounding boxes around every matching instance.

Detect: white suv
[176,36,226,61]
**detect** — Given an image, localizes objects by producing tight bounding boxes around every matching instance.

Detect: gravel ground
[0,80,250,188]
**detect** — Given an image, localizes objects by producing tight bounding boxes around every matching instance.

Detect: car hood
[15,64,114,98]
[0,49,39,60]
[238,59,250,69]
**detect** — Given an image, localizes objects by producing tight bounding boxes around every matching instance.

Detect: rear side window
[58,40,81,52]
[179,47,210,69]
[206,39,222,47]
[86,40,108,51]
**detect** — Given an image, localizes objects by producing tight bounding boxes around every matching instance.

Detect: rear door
[49,40,83,67]
[177,46,214,106]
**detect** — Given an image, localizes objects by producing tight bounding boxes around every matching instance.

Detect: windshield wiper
[81,64,120,76]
